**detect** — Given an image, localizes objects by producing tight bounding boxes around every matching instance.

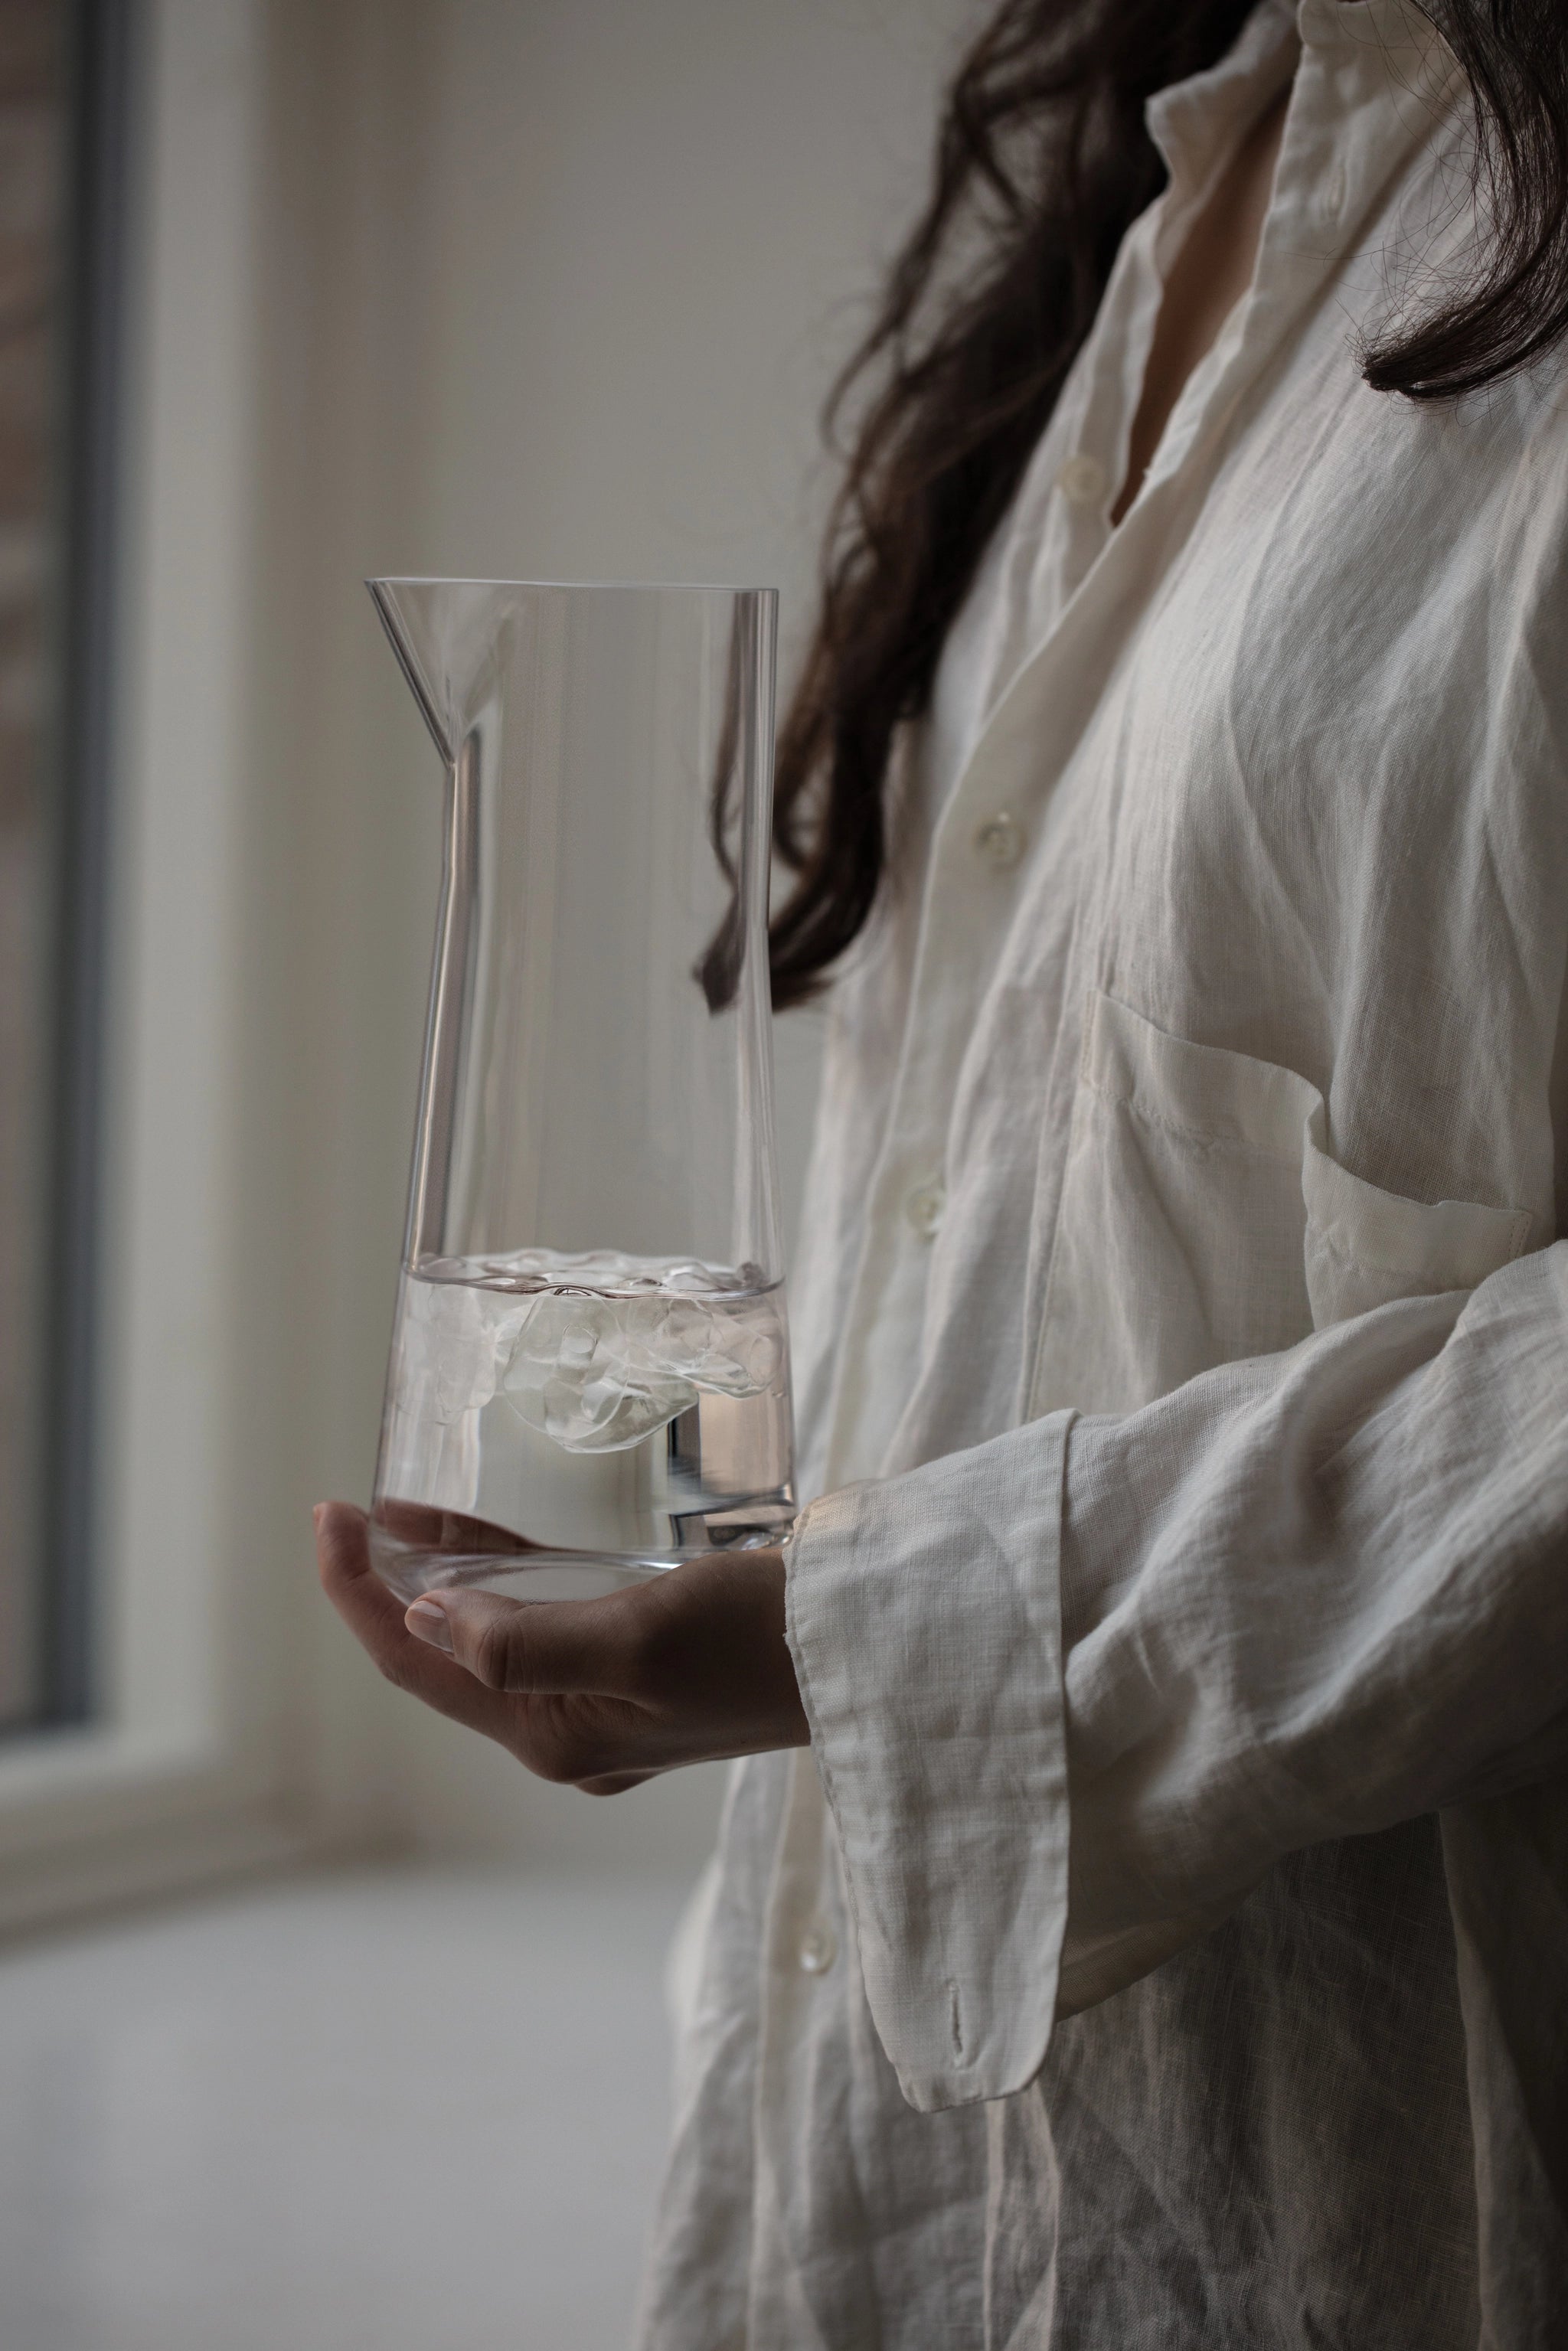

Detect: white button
[1056,452,1106,506]
[798,1922,837,1974]
[903,1177,946,1239]
[1318,161,1347,220]
[972,810,1024,870]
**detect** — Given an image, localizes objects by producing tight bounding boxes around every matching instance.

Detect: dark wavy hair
[761,0,1568,1008]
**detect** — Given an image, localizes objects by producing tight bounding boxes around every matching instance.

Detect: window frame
[0,0,324,1931]
[35,0,138,1728]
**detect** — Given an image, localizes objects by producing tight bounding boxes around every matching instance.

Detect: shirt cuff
[782,1412,1073,2112]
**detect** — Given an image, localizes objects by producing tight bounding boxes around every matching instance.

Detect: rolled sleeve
[1050,1252,1568,2013]
[782,1412,1074,2112]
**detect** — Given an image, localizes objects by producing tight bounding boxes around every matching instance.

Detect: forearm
[786,1243,1568,2108]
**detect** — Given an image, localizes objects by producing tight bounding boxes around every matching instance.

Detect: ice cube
[500,1291,700,1453]
[433,1255,783,1457]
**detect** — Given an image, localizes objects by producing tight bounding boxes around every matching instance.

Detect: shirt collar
[1145,1,1299,200]
[1145,0,1458,220]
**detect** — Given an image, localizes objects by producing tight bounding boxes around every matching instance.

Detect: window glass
[0,3,70,1729]
[0,0,125,1732]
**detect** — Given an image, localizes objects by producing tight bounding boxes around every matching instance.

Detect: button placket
[1315,157,1346,222]
[972,810,1025,870]
[1056,452,1106,507]
[797,1922,837,1975]
[903,1177,946,1239]
[820,508,1130,1491]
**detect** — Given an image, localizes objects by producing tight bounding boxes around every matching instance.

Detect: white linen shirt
[638,5,1568,2345]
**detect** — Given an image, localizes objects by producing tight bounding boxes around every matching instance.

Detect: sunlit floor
[0,1865,690,2351]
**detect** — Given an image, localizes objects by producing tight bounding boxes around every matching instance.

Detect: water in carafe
[372,1250,793,1602]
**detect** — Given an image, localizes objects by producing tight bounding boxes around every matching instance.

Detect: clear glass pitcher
[367,579,795,1605]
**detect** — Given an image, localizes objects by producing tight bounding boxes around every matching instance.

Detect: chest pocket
[1028,991,1533,1418]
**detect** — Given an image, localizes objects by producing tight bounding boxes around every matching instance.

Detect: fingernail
[407,1599,454,1654]
[312,1504,326,1531]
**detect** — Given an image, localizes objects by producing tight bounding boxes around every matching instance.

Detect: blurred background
[0,1,977,2344]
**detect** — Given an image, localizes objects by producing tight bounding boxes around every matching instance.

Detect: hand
[315,1503,809,1794]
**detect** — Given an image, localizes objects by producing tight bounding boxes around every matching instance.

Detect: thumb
[405,1588,635,1696]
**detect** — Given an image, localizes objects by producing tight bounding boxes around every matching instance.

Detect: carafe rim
[365,573,776,596]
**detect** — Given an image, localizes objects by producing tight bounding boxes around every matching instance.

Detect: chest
[977,336,1555,1189]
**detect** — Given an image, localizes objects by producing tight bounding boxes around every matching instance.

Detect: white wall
[261,0,980,1872]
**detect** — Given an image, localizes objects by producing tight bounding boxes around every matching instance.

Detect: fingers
[404,1583,644,1699]
[314,1502,516,1739]
[315,1507,658,1789]
[317,1513,806,1794]
[315,1502,406,1652]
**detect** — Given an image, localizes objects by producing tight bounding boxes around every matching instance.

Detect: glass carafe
[367,579,794,1605]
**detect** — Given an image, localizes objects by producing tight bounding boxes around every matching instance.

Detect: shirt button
[1319,161,1347,219]
[972,810,1024,870]
[903,1177,946,1239]
[798,1922,837,1975]
[1056,452,1106,506]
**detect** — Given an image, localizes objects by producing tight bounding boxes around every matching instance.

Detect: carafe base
[368,1500,792,1608]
